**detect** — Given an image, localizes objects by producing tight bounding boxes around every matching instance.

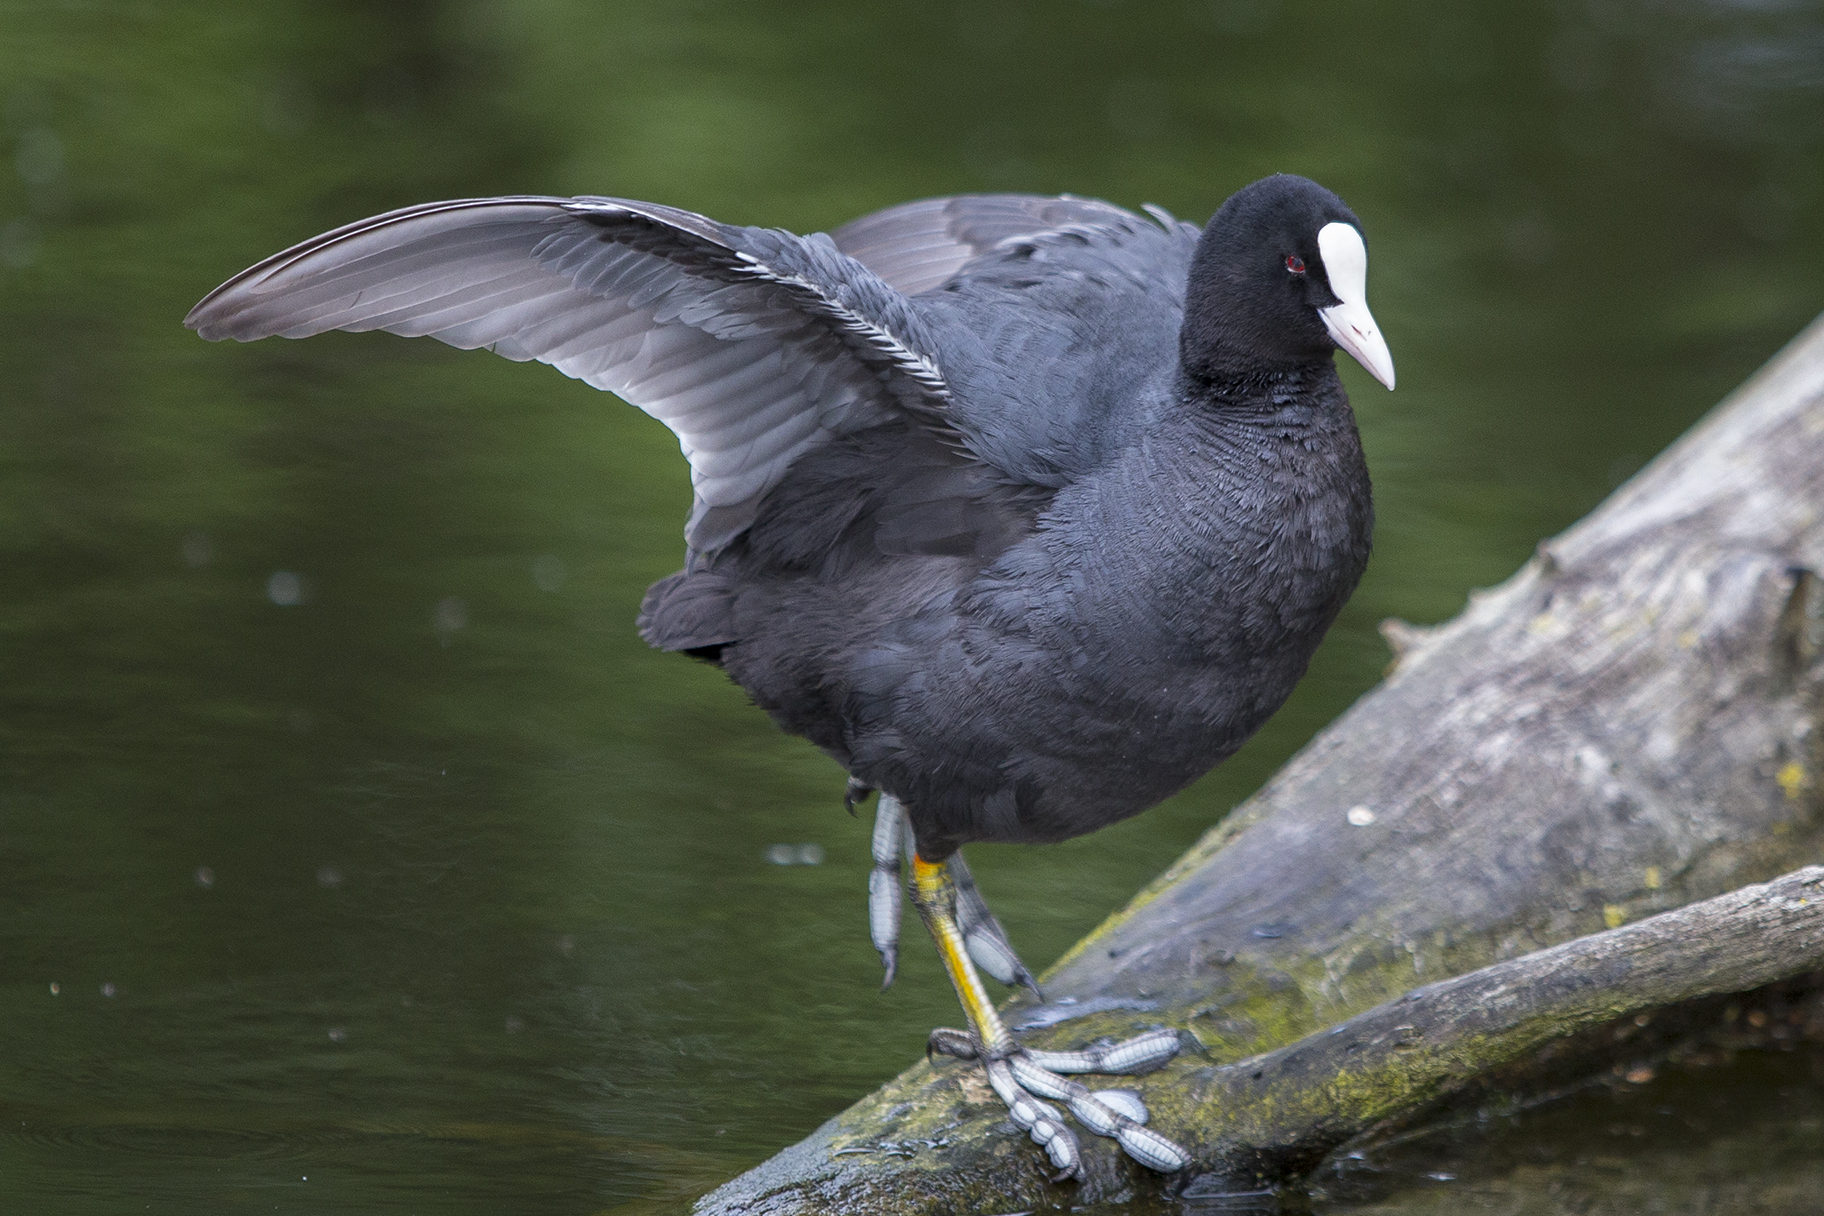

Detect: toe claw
[1037,1120,1081,1179]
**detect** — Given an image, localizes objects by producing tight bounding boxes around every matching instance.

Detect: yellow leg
[910,855,1013,1055]
[907,851,1190,1177]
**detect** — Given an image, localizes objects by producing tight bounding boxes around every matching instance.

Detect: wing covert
[829,193,1200,296]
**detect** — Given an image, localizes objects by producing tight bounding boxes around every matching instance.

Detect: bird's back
[893,200,1200,489]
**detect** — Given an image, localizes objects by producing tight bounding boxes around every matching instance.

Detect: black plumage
[187,173,1385,863]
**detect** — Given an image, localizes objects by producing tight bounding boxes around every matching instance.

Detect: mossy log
[1188,863,1824,1186]
[696,315,1824,1215]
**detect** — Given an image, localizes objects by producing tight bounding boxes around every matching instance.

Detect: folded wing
[186,196,951,556]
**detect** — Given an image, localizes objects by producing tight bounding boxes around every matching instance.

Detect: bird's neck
[1130,363,1373,649]
[1176,358,1340,418]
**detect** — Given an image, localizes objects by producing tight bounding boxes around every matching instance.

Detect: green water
[2,1,1821,1211]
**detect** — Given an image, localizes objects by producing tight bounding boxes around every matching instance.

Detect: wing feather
[187,195,950,554]
[830,192,1199,296]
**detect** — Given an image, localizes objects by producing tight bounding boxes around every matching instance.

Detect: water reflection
[1314,1008,1824,1215]
[1,0,1821,1213]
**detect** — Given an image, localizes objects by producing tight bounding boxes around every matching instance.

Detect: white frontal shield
[1316,222,1395,390]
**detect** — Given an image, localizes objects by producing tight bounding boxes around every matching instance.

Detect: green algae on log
[1187,864,1824,1184]
[694,314,1824,1215]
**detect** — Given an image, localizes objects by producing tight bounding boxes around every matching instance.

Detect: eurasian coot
[186,173,1394,1178]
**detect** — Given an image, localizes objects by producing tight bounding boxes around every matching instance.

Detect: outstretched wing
[830,193,1200,297]
[186,196,951,555]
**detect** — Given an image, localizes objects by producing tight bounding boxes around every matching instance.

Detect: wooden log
[694,314,1824,1215]
[1190,863,1824,1186]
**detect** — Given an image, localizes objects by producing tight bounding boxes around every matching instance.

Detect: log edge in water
[1192,863,1824,1184]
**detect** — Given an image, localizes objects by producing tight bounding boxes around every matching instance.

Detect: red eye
[1285,255,1306,274]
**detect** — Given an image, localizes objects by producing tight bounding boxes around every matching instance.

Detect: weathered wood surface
[1192,863,1824,1184]
[696,314,1824,1215]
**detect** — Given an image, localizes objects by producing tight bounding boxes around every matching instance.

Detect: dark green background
[3,1,1821,1211]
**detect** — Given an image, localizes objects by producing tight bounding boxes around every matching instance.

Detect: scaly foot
[906,848,1189,1178]
[927,1026,1187,1176]
[861,789,1189,1177]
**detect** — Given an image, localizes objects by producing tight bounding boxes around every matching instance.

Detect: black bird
[186,173,1393,1178]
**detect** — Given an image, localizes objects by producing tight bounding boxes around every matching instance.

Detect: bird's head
[1180,173,1395,391]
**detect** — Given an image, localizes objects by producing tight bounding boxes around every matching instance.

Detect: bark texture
[695,315,1824,1215]
[1191,863,1824,1184]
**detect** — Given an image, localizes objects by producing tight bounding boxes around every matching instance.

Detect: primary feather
[186,195,952,556]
